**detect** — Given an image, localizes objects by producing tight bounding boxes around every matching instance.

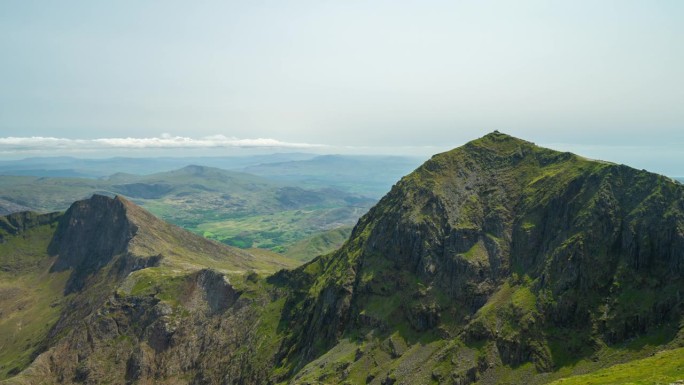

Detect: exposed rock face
[23,270,267,385]
[274,132,684,381]
[193,269,240,314]
[5,133,684,385]
[2,195,288,385]
[49,195,137,293]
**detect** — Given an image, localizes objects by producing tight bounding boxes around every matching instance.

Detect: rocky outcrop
[189,269,241,315]
[21,286,267,385]
[48,195,137,293]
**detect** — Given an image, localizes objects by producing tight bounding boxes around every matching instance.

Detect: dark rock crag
[48,195,141,293]
[274,132,684,382]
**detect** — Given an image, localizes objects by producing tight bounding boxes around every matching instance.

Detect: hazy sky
[0,1,682,174]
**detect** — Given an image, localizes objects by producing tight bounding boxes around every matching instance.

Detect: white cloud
[0,135,326,152]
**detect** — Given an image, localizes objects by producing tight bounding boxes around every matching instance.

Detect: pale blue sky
[0,1,682,174]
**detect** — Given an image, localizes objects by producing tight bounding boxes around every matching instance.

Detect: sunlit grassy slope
[283,226,352,261]
[547,347,684,385]
[277,132,684,384]
[110,196,301,273]
[0,214,67,379]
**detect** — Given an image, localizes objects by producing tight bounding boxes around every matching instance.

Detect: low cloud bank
[0,134,325,152]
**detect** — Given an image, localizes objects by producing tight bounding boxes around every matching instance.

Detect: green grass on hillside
[194,209,363,253]
[547,347,684,385]
[283,226,352,261]
[0,221,69,380]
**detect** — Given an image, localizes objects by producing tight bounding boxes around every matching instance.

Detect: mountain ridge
[0,194,298,382]
[3,132,683,384]
[272,131,684,383]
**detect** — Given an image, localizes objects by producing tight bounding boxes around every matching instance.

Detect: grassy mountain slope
[3,133,683,384]
[0,212,65,379]
[272,131,684,384]
[546,346,684,385]
[0,195,297,382]
[283,226,353,261]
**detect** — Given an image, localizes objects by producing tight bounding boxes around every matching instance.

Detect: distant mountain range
[0,165,375,259]
[243,154,423,197]
[2,132,682,384]
[0,154,424,198]
[0,153,317,178]
[0,154,424,260]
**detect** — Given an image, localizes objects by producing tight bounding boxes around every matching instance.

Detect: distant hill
[243,154,424,197]
[0,153,317,178]
[0,165,374,255]
[0,155,424,255]
[0,154,424,198]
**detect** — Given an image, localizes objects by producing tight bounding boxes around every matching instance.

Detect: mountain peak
[178,164,208,174]
[481,129,510,139]
[48,194,139,292]
[414,131,578,184]
[273,134,684,380]
[464,131,536,154]
[48,194,297,293]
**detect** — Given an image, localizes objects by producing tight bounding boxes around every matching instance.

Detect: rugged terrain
[273,131,684,384]
[0,195,295,382]
[2,132,683,384]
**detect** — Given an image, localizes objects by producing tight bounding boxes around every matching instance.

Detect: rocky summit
[1,132,683,384]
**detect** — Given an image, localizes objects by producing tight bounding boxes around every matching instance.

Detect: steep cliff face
[2,195,295,385]
[275,132,684,383]
[14,269,277,385]
[45,194,297,295]
[48,195,138,293]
